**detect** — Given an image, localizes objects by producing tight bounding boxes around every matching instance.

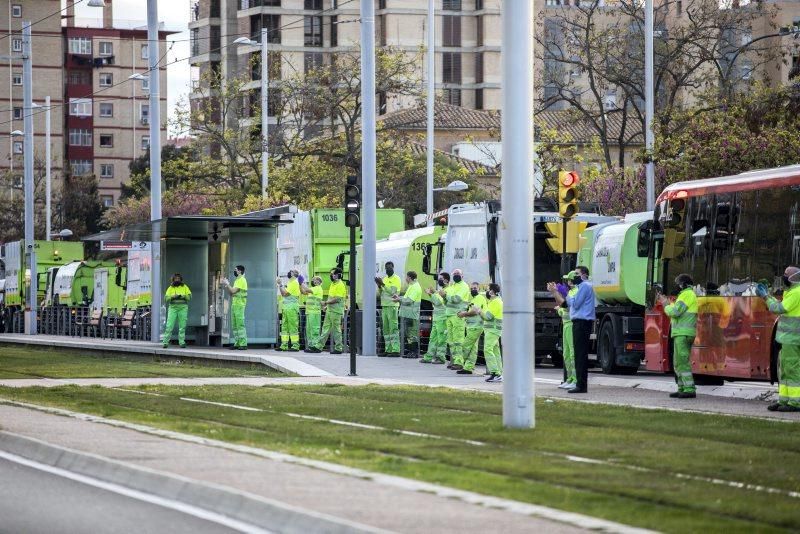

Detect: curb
[0,430,384,534]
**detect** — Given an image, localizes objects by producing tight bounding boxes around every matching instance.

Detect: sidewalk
[0,403,603,534]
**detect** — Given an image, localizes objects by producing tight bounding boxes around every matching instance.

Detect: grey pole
[22,21,36,335]
[644,0,655,210]
[360,0,377,356]
[425,0,435,225]
[45,95,51,241]
[501,2,535,428]
[148,0,163,343]
[261,27,269,199]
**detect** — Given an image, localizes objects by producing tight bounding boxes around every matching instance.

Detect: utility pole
[260,27,269,199]
[501,2,535,428]
[22,21,36,335]
[148,0,163,343]
[426,0,435,225]
[45,96,51,241]
[360,0,377,356]
[645,0,655,210]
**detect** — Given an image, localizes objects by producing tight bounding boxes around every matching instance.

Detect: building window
[442,16,461,47]
[99,73,113,87]
[304,52,323,73]
[13,107,22,120]
[141,44,149,60]
[99,41,113,56]
[11,4,21,18]
[443,0,461,10]
[476,0,483,9]
[304,16,323,46]
[12,72,21,86]
[101,195,114,208]
[69,129,92,146]
[378,0,386,8]
[477,16,483,46]
[210,26,221,51]
[68,37,92,55]
[140,104,150,124]
[12,38,22,53]
[12,141,22,154]
[475,52,484,83]
[444,89,462,106]
[99,103,114,117]
[141,136,150,150]
[68,70,91,85]
[141,76,150,92]
[190,28,200,57]
[69,98,92,116]
[70,160,93,176]
[475,89,483,110]
[304,0,322,8]
[331,16,338,46]
[100,164,114,179]
[99,134,113,148]
[442,52,462,84]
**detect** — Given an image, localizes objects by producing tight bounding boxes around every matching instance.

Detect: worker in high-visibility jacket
[481,283,503,383]
[162,273,191,348]
[420,273,448,364]
[316,269,347,354]
[395,271,423,358]
[302,276,324,353]
[375,261,402,356]
[657,273,697,398]
[441,268,471,370]
[557,271,578,389]
[759,266,800,412]
[459,281,487,375]
[277,270,302,351]
[222,265,248,350]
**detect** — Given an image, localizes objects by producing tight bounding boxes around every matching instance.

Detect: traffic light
[544,221,588,254]
[558,171,580,219]
[344,174,360,228]
[661,198,687,259]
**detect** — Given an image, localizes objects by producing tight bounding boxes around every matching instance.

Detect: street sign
[100,241,150,252]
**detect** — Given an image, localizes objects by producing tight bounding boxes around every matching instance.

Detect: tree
[121,144,214,199]
[103,188,219,228]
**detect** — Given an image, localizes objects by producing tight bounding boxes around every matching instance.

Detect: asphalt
[0,457,243,534]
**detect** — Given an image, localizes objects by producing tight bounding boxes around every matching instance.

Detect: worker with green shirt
[277,270,301,351]
[302,276,324,353]
[557,271,578,389]
[758,266,800,412]
[482,283,504,383]
[375,261,402,356]
[222,264,248,350]
[395,271,423,358]
[420,273,448,364]
[458,281,487,375]
[316,268,347,354]
[657,273,697,398]
[442,268,470,370]
[162,273,191,348]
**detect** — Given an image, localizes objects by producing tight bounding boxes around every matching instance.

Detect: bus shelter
[83,207,293,346]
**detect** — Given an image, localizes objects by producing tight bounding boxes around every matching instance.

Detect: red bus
[644,165,800,383]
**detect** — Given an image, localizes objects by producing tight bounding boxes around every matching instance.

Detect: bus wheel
[598,321,618,375]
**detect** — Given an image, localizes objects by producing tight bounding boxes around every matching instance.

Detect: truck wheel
[598,321,618,375]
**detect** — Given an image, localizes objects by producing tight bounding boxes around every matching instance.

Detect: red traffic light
[561,172,579,187]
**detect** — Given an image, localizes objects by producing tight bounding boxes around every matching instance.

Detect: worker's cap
[785,266,800,281]
[562,271,576,280]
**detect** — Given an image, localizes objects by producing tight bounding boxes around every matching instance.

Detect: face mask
[331,273,339,281]
[784,276,792,286]
[172,280,181,287]
[453,275,462,283]
[385,268,394,276]
[470,289,479,297]
[438,279,446,287]
[312,279,320,286]
[233,271,240,278]
[573,276,582,285]
[287,271,293,278]
[485,291,493,299]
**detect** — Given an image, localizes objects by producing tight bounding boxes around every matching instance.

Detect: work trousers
[483,330,502,375]
[305,312,321,350]
[231,302,247,348]
[672,335,696,393]
[280,305,300,350]
[446,315,466,366]
[422,317,447,362]
[381,306,400,354]
[462,326,483,372]
[562,321,576,384]
[162,304,188,347]
[779,344,800,407]
[402,317,419,344]
[572,319,593,391]
[317,311,343,352]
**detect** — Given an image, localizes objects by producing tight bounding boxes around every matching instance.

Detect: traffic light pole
[349,225,357,376]
[561,217,569,275]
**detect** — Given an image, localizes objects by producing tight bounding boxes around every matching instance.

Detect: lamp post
[21,21,36,335]
[644,0,655,211]
[32,99,51,241]
[147,0,163,344]
[426,0,435,225]
[233,30,269,200]
[432,180,468,193]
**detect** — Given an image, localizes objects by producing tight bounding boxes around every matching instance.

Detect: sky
[72,0,191,137]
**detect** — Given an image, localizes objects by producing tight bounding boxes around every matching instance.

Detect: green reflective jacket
[665,287,697,338]
[768,285,800,345]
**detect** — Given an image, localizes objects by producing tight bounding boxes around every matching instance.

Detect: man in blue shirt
[549,265,595,393]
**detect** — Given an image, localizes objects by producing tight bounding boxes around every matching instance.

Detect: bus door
[644,211,670,372]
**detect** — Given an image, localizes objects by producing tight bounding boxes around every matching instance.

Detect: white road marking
[0,450,271,534]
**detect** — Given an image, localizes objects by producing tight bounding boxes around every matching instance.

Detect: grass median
[1,383,798,532]
[0,344,285,379]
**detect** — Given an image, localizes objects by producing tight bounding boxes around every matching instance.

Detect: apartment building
[0,0,171,211]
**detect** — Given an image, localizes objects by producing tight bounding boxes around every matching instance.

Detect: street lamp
[433,180,469,193]
[234,32,269,200]
[32,99,52,241]
[87,0,107,6]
